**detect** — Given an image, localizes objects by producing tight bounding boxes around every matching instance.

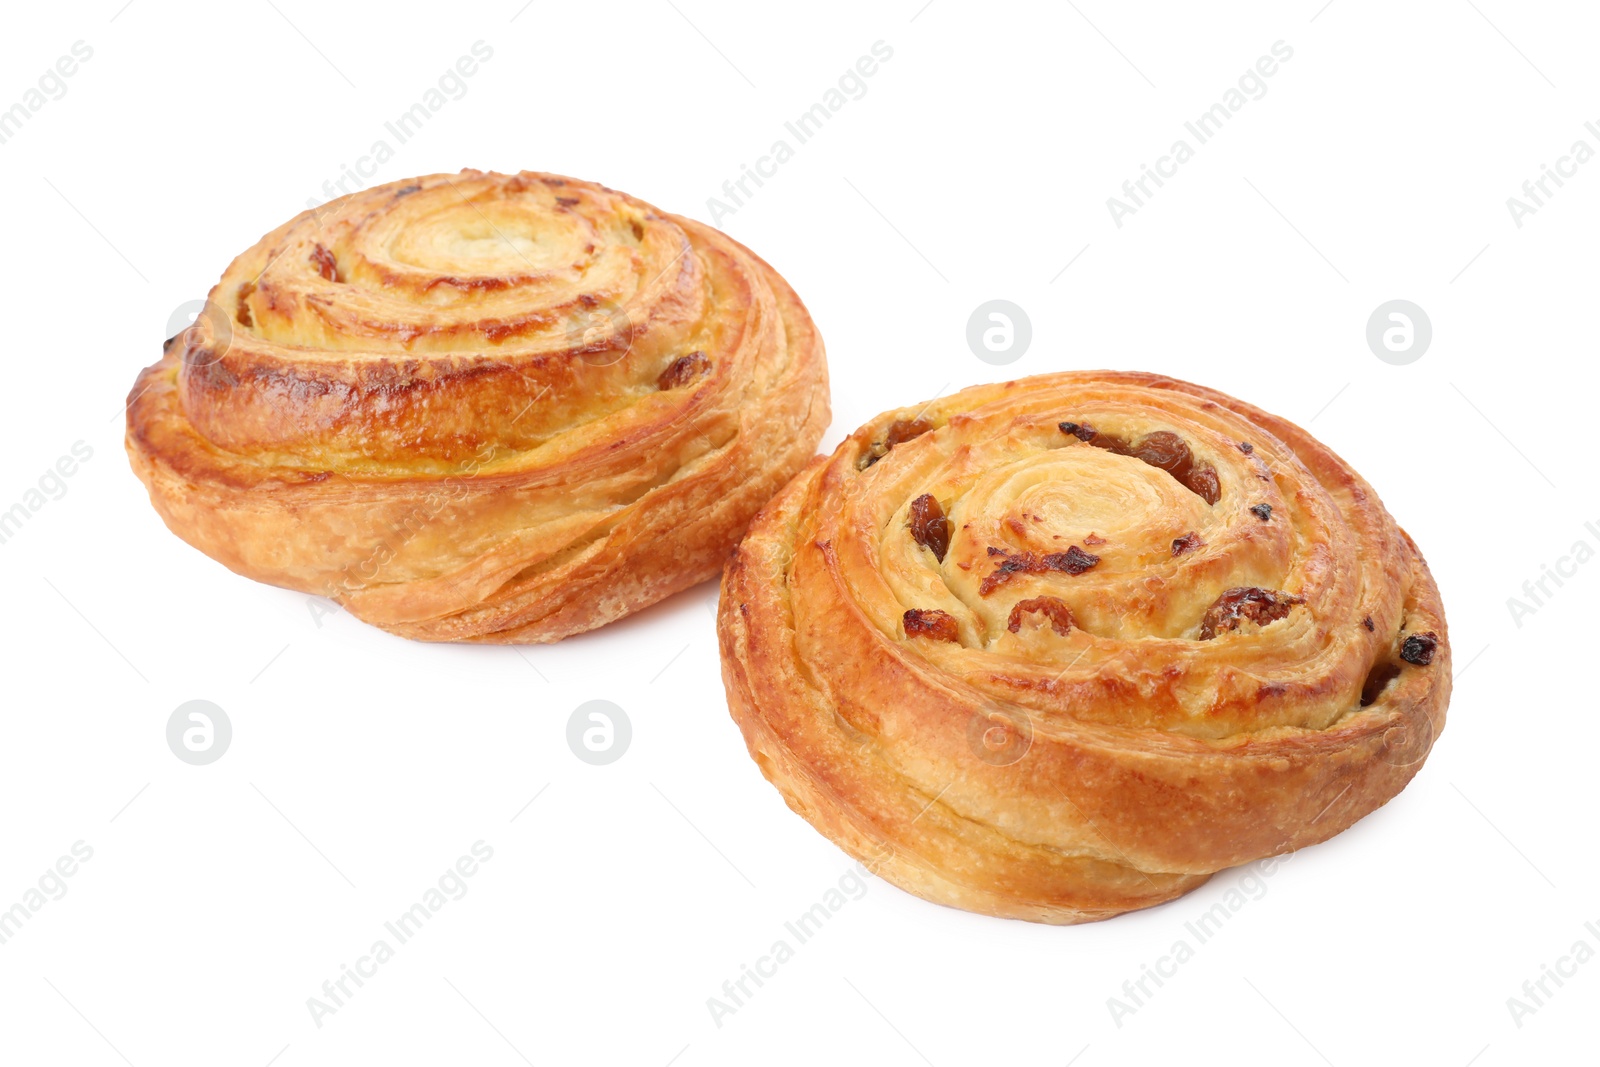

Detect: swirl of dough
[718,371,1448,923]
[127,170,829,642]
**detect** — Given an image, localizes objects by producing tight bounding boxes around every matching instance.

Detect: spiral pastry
[718,371,1449,923]
[126,170,828,642]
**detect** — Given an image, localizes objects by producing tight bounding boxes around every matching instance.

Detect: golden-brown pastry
[127,170,828,642]
[718,371,1448,923]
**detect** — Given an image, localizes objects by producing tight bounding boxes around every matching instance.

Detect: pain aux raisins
[908,494,952,562]
[1198,587,1305,639]
[859,417,935,469]
[903,608,960,643]
[1006,596,1075,635]
[1399,632,1438,665]
[978,545,1100,596]
[1058,421,1221,504]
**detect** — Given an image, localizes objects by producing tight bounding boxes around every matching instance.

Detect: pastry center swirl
[172,171,718,468]
[819,386,1397,738]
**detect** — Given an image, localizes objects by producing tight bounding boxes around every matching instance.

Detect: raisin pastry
[127,170,828,642]
[718,371,1448,924]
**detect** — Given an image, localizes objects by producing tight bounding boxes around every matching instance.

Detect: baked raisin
[884,418,934,448]
[656,351,710,390]
[860,418,935,469]
[979,545,1099,595]
[1007,597,1075,636]
[1400,632,1438,665]
[978,556,1032,596]
[904,609,960,643]
[1183,465,1221,505]
[1198,587,1305,639]
[1129,431,1194,481]
[908,494,952,563]
[309,243,340,282]
[1042,545,1100,575]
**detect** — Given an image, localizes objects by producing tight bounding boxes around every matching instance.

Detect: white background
[1,1,1596,1064]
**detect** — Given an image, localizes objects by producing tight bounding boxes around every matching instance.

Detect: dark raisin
[1250,503,1272,521]
[1363,615,1375,632]
[1073,424,1219,505]
[1360,662,1402,706]
[861,418,935,470]
[1083,532,1106,546]
[1128,431,1194,481]
[1171,531,1205,556]
[903,608,960,643]
[1007,596,1075,636]
[1183,465,1221,505]
[908,494,952,563]
[884,418,934,448]
[1399,632,1438,666]
[556,196,580,207]
[1238,441,1254,454]
[1042,545,1100,575]
[309,243,340,282]
[656,351,710,390]
[1198,587,1305,639]
[630,220,645,240]
[393,183,422,197]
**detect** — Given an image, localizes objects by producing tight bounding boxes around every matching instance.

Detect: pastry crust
[718,372,1449,923]
[126,170,828,642]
